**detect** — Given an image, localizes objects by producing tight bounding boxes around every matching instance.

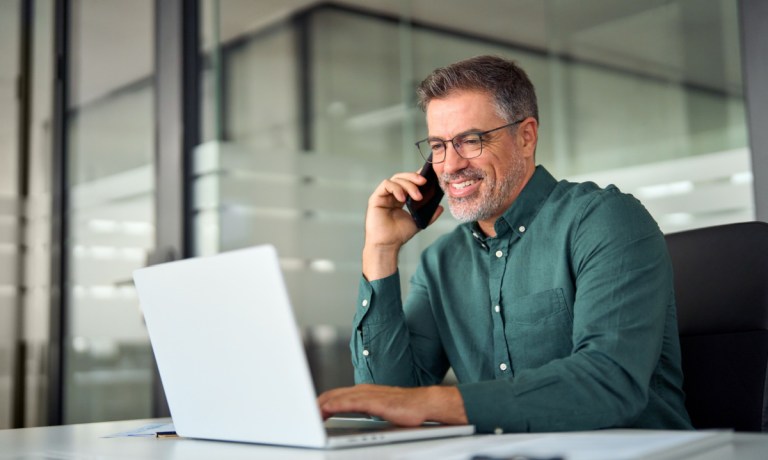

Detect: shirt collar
[467,165,558,246]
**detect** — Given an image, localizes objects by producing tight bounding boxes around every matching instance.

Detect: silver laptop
[133,245,474,449]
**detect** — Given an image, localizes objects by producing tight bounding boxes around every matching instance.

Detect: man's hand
[317,384,467,427]
[363,172,444,281]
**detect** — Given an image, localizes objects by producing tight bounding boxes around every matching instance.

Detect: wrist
[362,244,400,281]
[424,386,468,425]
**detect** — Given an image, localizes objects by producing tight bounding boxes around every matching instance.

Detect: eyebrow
[426,128,483,141]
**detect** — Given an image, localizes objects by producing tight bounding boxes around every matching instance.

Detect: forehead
[425,90,502,136]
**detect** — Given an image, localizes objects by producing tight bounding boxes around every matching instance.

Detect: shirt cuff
[353,271,403,329]
[458,380,529,433]
[458,372,562,433]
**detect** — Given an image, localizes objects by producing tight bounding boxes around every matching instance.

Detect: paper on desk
[103,422,175,438]
[395,430,732,460]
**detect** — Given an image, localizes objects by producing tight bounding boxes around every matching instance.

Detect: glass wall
[0,0,57,429]
[3,0,754,426]
[196,0,751,390]
[0,0,21,430]
[63,0,155,423]
[23,0,56,428]
[0,0,755,428]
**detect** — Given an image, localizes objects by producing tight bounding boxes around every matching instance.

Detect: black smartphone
[406,157,445,229]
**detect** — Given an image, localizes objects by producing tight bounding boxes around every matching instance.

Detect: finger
[371,179,419,206]
[392,171,427,184]
[321,397,369,418]
[319,390,375,419]
[388,176,426,201]
[317,384,375,408]
[370,172,427,205]
[381,180,410,203]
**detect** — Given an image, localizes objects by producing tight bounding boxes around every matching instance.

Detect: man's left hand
[317,384,468,426]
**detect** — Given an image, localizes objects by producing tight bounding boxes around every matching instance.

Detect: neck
[477,219,497,238]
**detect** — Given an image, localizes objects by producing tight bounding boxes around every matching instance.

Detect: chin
[447,200,487,223]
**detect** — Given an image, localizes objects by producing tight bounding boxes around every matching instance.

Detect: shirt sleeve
[458,190,675,433]
[351,270,449,386]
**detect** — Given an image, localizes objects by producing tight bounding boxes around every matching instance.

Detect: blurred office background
[1,0,766,428]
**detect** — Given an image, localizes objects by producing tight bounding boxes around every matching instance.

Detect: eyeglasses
[415,118,525,164]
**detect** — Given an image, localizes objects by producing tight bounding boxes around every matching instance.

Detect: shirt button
[519,225,526,233]
[494,305,500,313]
[495,250,503,258]
[499,363,507,371]
[362,349,370,357]
[361,299,368,307]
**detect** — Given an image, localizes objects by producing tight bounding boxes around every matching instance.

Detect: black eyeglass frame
[414,118,526,164]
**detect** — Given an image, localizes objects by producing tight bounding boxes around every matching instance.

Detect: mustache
[440,167,486,183]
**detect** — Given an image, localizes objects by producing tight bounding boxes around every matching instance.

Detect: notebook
[132,245,475,449]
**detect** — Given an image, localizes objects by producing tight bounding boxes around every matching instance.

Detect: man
[318,55,692,433]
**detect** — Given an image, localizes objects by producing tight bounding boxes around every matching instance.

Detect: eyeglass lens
[417,133,483,163]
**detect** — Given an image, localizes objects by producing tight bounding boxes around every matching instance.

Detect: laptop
[132,245,475,449]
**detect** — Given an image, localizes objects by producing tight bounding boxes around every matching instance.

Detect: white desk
[2,418,767,459]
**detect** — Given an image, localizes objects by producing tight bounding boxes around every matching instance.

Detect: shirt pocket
[503,288,573,371]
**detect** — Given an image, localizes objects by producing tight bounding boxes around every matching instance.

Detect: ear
[518,117,538,158]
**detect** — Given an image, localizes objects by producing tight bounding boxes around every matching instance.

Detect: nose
[441,142,470,175]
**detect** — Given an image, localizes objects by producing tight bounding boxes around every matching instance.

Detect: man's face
[427,90,536,228]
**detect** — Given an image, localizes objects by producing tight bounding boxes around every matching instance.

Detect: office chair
[665,221,768,432]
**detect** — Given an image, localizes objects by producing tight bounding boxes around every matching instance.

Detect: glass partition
[196,0,751,391]
[0,0,57,429]
[23,0,56,427]
[63,0,155,423]
[0,0,753,427]
[0,0,21,429]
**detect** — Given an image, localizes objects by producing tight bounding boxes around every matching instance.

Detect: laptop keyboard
[326,425,403,436]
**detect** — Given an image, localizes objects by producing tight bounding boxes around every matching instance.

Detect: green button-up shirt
[352,165,692,433]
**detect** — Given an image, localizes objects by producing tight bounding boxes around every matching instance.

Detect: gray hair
[416,55,538,124]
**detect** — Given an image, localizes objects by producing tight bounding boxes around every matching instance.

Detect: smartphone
[406,157,445,229]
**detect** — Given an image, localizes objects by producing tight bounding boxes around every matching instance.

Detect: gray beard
[442,157,527,224]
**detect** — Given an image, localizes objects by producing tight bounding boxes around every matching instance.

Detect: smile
[452,180,477,190]
[445,177,482,199]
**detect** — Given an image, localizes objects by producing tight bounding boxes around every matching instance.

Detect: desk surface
[2,418,767,459]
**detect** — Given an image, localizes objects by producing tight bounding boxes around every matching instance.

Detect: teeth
[452,180,476,189]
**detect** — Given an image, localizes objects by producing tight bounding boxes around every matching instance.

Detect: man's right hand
[362,172,443,281]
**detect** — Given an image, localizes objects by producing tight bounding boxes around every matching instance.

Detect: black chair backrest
[665,221,768,432]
